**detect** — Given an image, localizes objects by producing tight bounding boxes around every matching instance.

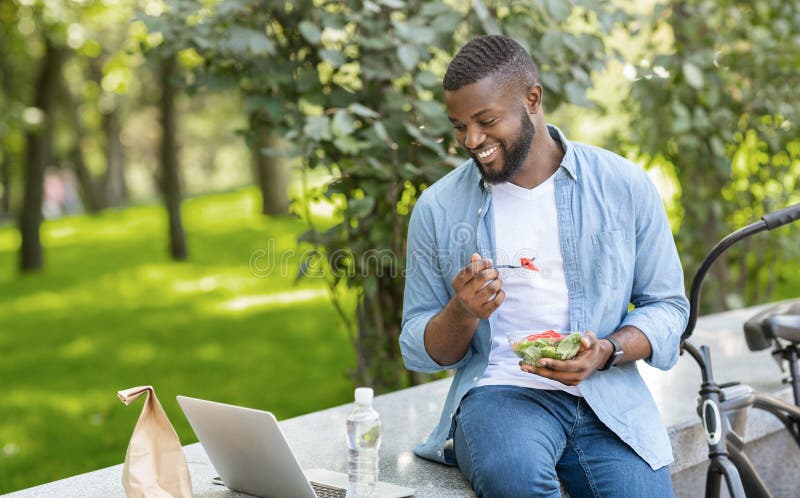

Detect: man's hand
[519,331,613,386]
[451,252,505,320]
[423,253,505,366]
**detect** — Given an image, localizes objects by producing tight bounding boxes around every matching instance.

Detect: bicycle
[680,202,800,498]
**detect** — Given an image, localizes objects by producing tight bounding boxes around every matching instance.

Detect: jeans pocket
[591,229,626,289]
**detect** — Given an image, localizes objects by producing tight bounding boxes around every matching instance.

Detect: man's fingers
[536,358,581,372]
[473,270,501,293]
[579,331,597,351]
[480,288,505,312]
[453,258,494,287]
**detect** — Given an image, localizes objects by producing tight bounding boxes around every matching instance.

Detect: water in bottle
[347,387,382,498]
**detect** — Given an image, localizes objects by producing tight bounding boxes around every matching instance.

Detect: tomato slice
[520,257,540,271]
[526,330,563,341]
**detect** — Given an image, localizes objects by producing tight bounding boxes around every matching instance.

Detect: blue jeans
[453,385,674,498]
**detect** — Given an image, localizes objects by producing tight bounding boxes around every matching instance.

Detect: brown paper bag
[118,386,193,498]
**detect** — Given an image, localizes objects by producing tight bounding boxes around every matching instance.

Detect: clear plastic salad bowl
[507,330,583,366]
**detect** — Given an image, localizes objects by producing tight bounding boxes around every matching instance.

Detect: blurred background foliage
[1,0,799,492]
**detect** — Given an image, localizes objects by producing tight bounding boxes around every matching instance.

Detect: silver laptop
[176,395,415,498]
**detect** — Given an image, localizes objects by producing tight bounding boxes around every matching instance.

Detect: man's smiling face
[444,75,536,184]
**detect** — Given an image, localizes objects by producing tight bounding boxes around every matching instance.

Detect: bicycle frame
[680,202,800,498]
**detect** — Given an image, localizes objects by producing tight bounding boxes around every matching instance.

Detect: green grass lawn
[0,188,356,493]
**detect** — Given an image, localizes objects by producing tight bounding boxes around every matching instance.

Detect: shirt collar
[475,123,578,191]
[547,124,578,182]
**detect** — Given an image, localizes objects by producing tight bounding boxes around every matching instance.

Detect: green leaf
[397,45,420,71]
[556,332,582,360]
[471,0,502,35]
[304,115,331,141]
[349,196,376,218]
[334,135,370,154]
[540,31,562,55]
[414,70,439,89]
[403,122,446,156]
[246,30,273,55]
[348,103,380,119]
[671,102,692,134]
[682,61,704,89]
[299,21,321,44]
[545,0,571,22]
[540,73,561,93]
[393,21,435,45]
[216,0,249,16]
[564,82,590,107]
[221,27,275,56]
[331,110,356,137]
[415,100,443,123]
[373,121,390,142]
[363,1,381,14]
[320,49,346,68]
[244,95,282,121]
[430,11,462,35]
[296,69,320,93]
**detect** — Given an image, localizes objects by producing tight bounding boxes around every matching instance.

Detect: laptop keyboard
[310,481,347,498]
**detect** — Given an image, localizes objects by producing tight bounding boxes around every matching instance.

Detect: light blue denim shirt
[400,125,689,470]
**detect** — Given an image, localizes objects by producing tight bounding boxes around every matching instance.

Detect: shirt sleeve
[619,167,690,370]
[400,193,473,373]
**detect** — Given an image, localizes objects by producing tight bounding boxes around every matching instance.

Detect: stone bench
[7,304,800,497]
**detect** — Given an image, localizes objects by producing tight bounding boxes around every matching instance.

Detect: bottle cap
[354,387,374,404]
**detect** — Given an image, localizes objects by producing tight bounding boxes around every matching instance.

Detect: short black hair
[443,35,539,93]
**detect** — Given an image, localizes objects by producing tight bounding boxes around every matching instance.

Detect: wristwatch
[599,336,623,371]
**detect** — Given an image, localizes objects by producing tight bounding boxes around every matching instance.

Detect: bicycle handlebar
[763,203,800,230]
[681,202,800,342]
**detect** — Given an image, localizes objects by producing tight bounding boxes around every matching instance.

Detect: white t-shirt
[475,174,581,396]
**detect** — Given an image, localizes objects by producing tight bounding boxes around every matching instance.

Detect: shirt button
[437,450,442,456]
[478,208,482,214]
[472,376,478,382]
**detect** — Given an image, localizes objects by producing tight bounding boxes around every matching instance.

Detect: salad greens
[511,332,582,367]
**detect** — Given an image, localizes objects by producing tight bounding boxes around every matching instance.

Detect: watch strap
[599,336,623,371]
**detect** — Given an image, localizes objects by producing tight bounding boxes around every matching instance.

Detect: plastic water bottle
[347,387,382,498]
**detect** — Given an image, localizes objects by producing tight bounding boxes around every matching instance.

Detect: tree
[292,0,626,391]
[139,0,294,217]
[626,0,800,310]
[61,85,104,213]
[0,0,31,219]
[158,53,188,260]
[252,124,289,216]
[133,2,198,261]
[19,39,66,271]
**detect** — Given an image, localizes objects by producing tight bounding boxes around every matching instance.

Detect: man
[399,35,689,498]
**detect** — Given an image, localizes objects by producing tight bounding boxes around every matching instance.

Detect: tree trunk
[253,126,289,216]
[0,152,9,216]
[353,275,405,393]
[19,40,65,272]
[0,25,13,217]
[86,57,127,208]
[101,108,127,207]
[62,85,103,213]
[70,145,102,213]
[159,54,188,260]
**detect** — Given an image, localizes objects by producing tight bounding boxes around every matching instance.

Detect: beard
[471,110,535,184]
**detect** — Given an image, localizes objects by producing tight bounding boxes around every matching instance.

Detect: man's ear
[524,83,543,114]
